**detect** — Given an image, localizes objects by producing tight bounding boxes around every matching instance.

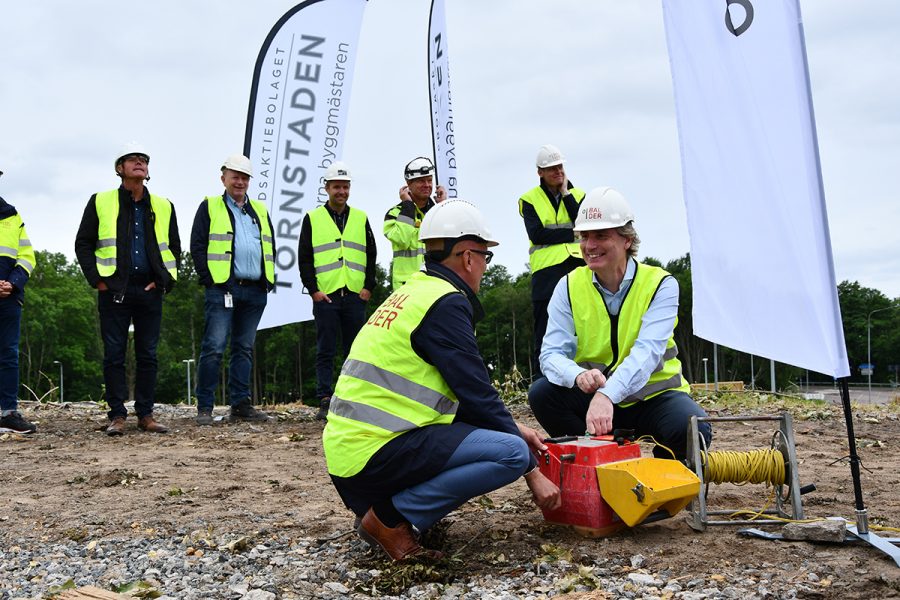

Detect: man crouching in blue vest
[322,199,561,561]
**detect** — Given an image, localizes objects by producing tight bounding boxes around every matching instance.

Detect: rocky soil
[1,394,899,599]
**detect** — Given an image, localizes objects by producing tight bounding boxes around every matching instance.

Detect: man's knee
[505,435,531,475]
[528,377,554,417]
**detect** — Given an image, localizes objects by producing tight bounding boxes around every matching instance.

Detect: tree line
[18,251,900,406]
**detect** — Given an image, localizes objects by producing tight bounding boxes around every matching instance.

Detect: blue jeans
[98,283,163,420]
[528,378,712,460]
[312,292,366,398]
[0,298,22,412]
[392,428,531,531]
[196,285,267,411]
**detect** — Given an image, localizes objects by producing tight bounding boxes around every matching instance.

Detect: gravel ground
[2,399,899,599]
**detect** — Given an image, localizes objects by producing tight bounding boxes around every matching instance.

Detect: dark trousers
[528,377,712,460]
[98,283,163,420]
[0,298,22,412]
[313,292,366,399]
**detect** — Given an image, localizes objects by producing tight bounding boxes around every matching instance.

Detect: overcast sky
[1,1,898,299]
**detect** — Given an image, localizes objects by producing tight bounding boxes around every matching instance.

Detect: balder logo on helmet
[585,207,603,220]
[725,0,753,37]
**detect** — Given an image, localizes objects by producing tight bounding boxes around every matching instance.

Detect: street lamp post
[867,305,899,403]
[702,357,708,389]
[52,360,63,403]
[182,359,195,406]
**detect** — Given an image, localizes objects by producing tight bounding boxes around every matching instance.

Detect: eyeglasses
[123,154,149,164]
[455,249,493,264]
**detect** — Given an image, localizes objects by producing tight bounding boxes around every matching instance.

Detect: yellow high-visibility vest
[519,186,585,273]
[205,196,275,284]
[94,190,177,279]
[309,206,367,294]
[567,263,690,407]
[323,271,462,477]
[383,202,426,290]
[0,213,35,276]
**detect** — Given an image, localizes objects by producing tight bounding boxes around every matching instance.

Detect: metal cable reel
[686,413,812,531]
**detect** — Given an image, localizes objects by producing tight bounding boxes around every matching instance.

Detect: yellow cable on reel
[703,448,786,486]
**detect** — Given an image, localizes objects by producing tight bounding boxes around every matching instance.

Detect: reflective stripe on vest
[322,271,462,477]
[94,190,177,279]
[519,186,585,273]
[309,206,368,294]
[568,263,689,407]
[0,213,36,275]
[384,203,426,290]
[205,196,275,285]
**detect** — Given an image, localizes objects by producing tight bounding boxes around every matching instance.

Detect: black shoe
[230,400,272,422]
[1,411,37,434]
[196,410,214,426]
[315,397,330,421]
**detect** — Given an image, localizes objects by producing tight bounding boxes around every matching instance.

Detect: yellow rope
[703,448,786,486]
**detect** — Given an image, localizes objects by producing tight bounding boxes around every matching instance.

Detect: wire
[704,448,786,486]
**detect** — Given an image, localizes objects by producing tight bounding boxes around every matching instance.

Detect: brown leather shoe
[357,508,441,561]
[106,417,126,437]
[138,415,168,433]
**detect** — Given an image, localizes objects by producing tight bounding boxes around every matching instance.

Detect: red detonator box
[539,435,642,536]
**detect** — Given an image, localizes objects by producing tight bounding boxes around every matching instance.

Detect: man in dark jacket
[75,143,180,436]
[0,169,38,434]
[324,200,560,561]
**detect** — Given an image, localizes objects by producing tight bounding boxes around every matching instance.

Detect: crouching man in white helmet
[528,187,712,460]
[323,200,560,561]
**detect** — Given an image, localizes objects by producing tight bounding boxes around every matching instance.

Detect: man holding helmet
[383,156,447,290]
[297,161,377,421]
[75,142,181,436]
[528,187,711,460]
[519,144,586,375]
[190,154,275,425]
[324,200,560,561]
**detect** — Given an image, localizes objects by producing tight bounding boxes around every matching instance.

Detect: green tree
[19,251,103,402]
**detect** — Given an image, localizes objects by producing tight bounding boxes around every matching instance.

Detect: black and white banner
[428,0,458,198]
[244,0,367,329]
[662,0,849,377]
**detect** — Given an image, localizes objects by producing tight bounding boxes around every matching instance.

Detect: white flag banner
[244,0,367,329]
[661,0,849,377]
[428,0,459,198]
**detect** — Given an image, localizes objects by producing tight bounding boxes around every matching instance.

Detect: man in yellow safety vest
[75,142,181,436]
[0,167,38,434]
[324,199,560,561]
[518,144,586,376]
[383,156,446,290]
[297,161,377,421]
[528,187,712,460]
[190,155,275,426]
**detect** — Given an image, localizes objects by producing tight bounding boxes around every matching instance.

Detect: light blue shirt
[539,258,680,404]
[225,194,262,281]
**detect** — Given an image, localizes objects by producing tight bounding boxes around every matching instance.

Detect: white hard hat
[404,156,435,181]
[536,144,565,169]
[324,161,352,182]
[221,154,253,177]
[115,141,150,168]
[419,199,499,247]
[573,187,635,232]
